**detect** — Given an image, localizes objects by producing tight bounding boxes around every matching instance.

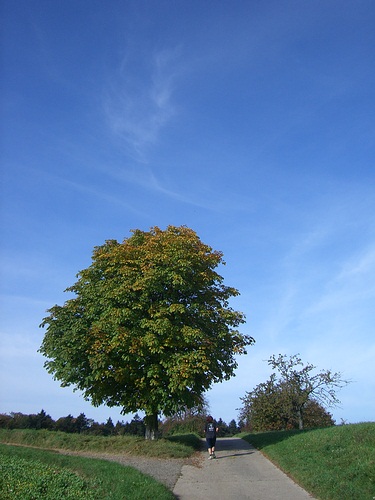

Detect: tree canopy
[39,226,254,438]
[239,354,348,431]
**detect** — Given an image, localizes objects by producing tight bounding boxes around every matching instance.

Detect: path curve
[173,437,315,499]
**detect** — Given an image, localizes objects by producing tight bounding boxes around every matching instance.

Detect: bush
[161,415,206,437]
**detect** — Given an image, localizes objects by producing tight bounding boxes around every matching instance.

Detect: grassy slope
[3,426,373,498]
[241,422,375,500]
[0,431,201,498]
[0,429,201,458]
[0,443,174,500]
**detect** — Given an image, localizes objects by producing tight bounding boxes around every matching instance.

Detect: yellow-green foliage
[39,226,253,422]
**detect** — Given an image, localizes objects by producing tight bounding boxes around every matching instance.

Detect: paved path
[173,437,315,500]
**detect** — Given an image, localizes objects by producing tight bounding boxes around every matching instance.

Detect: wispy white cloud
[96,162,232,212]
[104,47,181,159]
[59,177,148,217]
[254,191,375,349]
[307,244,375,314]
[337,244,375,281]
[127,167,222,210]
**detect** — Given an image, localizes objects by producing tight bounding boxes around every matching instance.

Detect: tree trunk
[144,412,158,440]
[297,407,304,430]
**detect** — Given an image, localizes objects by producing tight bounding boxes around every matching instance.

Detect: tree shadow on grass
[165,434,203,451]
[240,428,320,450]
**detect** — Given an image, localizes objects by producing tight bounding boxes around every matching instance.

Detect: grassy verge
[241,422,375,500]
[165,433,203,451]
[0,429,200,458]
[0,443,174,499]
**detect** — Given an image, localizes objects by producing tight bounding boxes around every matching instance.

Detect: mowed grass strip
[0,443,174,500]
[0,429,200,458]
[241,422,375,500]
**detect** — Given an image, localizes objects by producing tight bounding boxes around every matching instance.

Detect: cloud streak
[306,244,375,315]
[104,47,181,159]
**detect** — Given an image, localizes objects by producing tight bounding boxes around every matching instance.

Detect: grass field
[0,429,201,458]
[0,443,174,499]
[2,425,373,499]
[0,431,201,499]
[241,422,375,500]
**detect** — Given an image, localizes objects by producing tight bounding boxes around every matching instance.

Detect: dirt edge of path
[60,449,204,490]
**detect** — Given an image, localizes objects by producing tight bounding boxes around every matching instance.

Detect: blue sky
[1,0,374,426]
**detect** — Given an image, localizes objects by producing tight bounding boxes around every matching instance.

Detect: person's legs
[211,438,216,458]
[207,438,214,458]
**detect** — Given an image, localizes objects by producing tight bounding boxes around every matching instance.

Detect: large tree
[239,354,348,431]
[40,226,254,439]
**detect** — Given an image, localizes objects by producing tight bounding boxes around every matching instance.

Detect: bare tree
[240,354,350,431]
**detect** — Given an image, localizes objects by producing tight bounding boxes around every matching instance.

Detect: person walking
[204,415,219,459]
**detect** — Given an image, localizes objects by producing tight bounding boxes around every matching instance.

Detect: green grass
[241,422,375,500]
[0,443,174,499]
[0,429,200,458]
[165,433,203,451]
[0,430,201,499]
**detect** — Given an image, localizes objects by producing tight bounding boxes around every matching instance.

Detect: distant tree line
[0,409,243,437]
[160,414,242,437]
[158,396,243,437]
[0,410,145,436]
